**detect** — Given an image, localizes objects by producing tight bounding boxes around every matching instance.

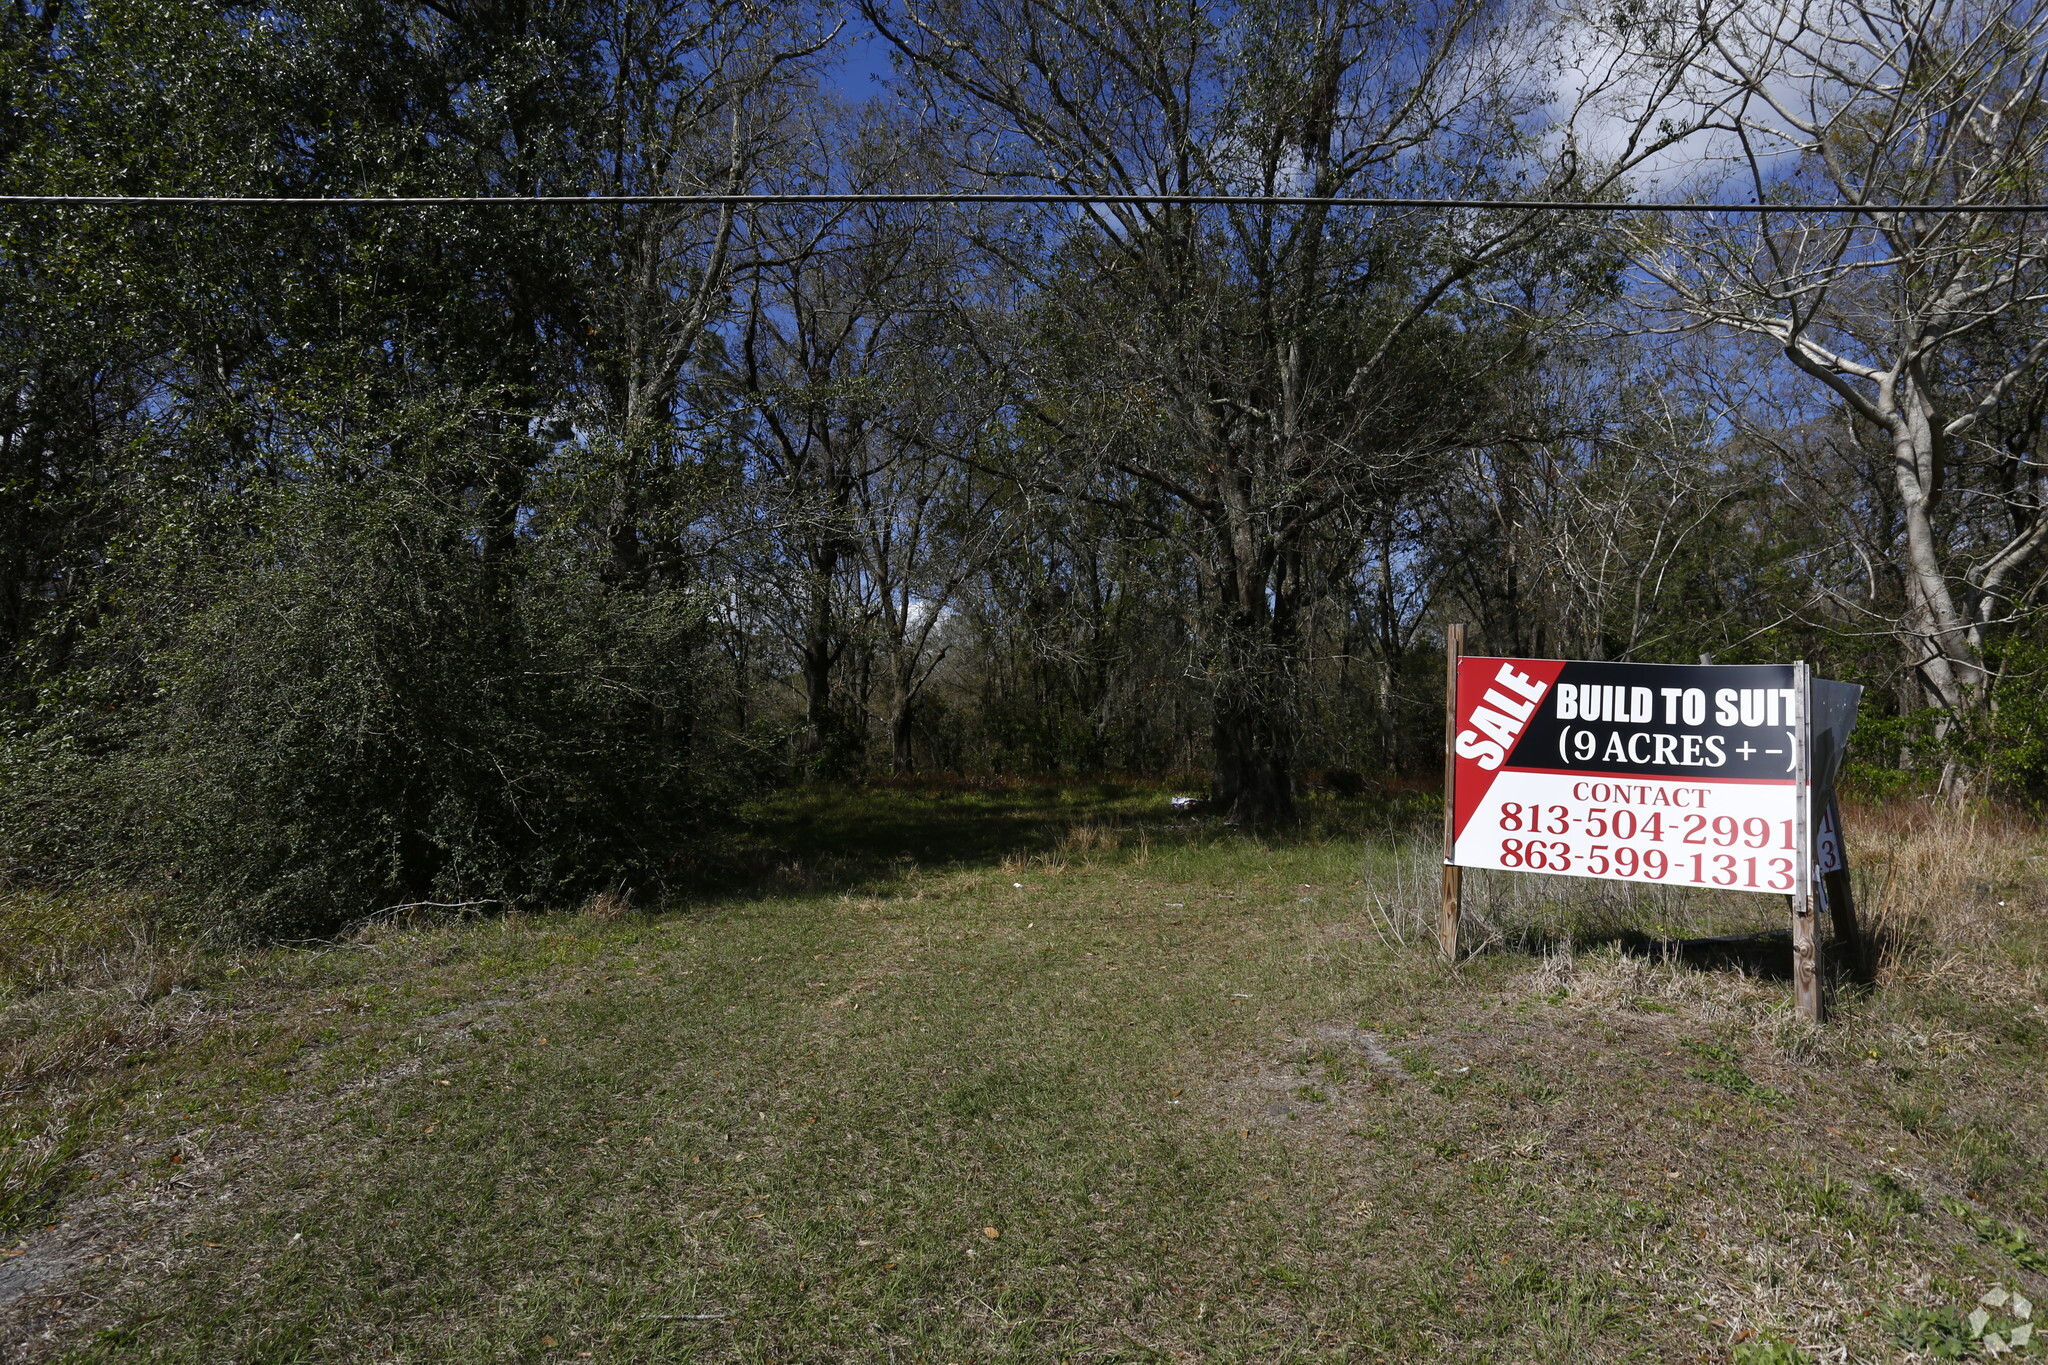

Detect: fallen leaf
[541,1336,556,1347]
[983,1226,1000,1239]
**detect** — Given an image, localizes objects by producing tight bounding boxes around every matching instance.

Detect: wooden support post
[1791,661,1821,1022]
[1822,795,1866,981]
[1440,623,1465,961]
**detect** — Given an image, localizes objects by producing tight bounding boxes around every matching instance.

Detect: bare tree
[570,0,835,589]
[1440,358,1746,664]
[1643,0,2048,748]
[856,426,1010,774]
[862,0,1718,821]
[727,104,1009,771]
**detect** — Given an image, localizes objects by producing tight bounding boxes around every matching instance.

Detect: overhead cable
[0,191,2044,213]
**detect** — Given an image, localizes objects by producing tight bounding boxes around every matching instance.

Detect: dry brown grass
[1345,836,1789,954]
[1846,799,2048,979]
[1055,819,1124,855]
[1527,942,1770,1015]
[577,886,636,923]
[0,892,173,1003]
[1354,799,2046,995]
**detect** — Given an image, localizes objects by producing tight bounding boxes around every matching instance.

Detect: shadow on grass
[1617,928,1796,980]
[690,781,1442,901]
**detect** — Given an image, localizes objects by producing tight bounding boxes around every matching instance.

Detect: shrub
[1,470,749,938]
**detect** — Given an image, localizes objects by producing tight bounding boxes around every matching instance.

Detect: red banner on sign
[1449,656,1567,841]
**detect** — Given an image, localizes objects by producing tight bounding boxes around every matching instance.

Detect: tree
[722,99,1015,774]
[863,0,1717,821]
[1644,0,2048,770]
[568,0,835,592]
[856,386,1012,774]
[0,0,795,926]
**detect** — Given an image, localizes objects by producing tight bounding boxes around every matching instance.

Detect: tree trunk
[1890,375,1986,716]
[800,630,836,753]
[890,696,915,776]
[1879,372,1996,781]
[798,554,848,775]
[1205,546,1300,825]
[1375,661,1400,772]
[1212,693,1295,825]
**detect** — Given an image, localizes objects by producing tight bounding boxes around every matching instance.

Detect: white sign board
[1449,658,1856,893]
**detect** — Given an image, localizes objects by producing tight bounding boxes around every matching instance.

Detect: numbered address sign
[1449,658,1809,893]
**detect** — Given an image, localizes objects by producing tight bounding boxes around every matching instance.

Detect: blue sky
[824,19,897,103]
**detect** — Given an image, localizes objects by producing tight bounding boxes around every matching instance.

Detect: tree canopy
[4,0,2046,931]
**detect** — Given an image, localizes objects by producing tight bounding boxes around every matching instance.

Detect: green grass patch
[0,786,2043,1362]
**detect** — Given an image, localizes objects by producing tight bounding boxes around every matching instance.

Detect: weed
[1768,1012,1825,1062]
[578,886,635,923]
[1805,1173,1855,1221]
[1885,1286,2034,1358]
[1732,1339,1812,1364]
[1872,1170,1925,1215]
[1895,1098,1943,1134]
[1943,1197,2048,1274]
[0,1118,78,1235]
[1682,1040,1788,1106]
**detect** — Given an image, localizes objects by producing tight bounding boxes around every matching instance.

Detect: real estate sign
[1449,658,1839,893]
[1436,645,1864,1023]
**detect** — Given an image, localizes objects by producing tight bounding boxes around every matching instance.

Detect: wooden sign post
[1439,637,1860,1021]
[1791,661,1819,1020]
[1440,623,1465,960]
[1819,796,1864,976]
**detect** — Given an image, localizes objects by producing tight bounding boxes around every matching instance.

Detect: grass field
[2,786,2045,1362]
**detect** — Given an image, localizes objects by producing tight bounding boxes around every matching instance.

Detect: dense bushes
[1,470,747,939]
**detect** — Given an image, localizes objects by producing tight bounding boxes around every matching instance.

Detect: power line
[1,191,2045,213]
